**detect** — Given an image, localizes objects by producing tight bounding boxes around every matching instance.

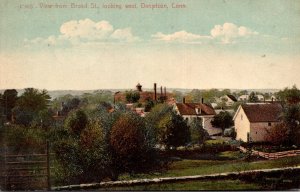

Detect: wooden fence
[239,146,300,160]
[0,143,51,190]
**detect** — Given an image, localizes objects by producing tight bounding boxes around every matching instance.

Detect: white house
[233,103,282,142]
[218,94,238,106]
[238,94,249,101]
[238,94,265,102]
[256,94,265,102]
[174,100,222,136]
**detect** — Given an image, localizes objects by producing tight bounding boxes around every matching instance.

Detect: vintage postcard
[0,0,300,191]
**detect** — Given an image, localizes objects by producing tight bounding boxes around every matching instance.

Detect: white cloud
[25,19,140,47]
[152,30,211,43]
[152,23,258,44]
[111,28,140,42]
[60,19,114,40]
[210,23,258,44]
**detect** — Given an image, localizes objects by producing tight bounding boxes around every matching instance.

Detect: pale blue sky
[1,0,300,90]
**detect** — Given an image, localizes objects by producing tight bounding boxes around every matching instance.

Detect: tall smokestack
[201,98,204,104]
[164,87,166,97]
[154,83,157,101]
[160,86,163,97]
[183,97,185,104]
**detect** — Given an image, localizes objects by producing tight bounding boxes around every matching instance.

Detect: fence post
[46,140,50,190]
[4,145,7,190]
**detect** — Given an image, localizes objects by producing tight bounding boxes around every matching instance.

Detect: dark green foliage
[52,119,111,184]
[2,124,46,154]
[16,88,50,112]
[184,89,231,103]
[211,111,234,134]
[0,89,18,121]
[64,109,88,136]
[146,104,191,149]
[125,90,140,103]
[13,88,51,126]
[144,97,155,112]
[248,92,258,102]
[158,110,190,149]
[188,118,209,145]
[276,85,300,104]
[67,98,81,110]
[281,104,300,146]
[12,106,35,126]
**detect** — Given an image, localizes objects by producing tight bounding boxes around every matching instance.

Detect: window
[268,122,271,126]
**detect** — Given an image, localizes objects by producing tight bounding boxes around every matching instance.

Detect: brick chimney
[183,97,185,104]
[154,83,157,101]
[201,98,204,104]
[164,87,166,97]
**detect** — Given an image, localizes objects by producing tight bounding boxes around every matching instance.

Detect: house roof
[226,94,237,102]
[241,103,282,122]
[176,103,216,116]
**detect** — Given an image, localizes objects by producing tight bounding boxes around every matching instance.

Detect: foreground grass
[120,152,300,180]
[100,179,261,191]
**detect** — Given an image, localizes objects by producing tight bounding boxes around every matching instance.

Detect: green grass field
[119,151,300,180]
[100,179,262,191]
[111,152,300,190]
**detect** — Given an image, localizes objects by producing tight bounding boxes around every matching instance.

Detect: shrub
[110,113,160,175]
[53,120,111,184]
[64,109,88,136]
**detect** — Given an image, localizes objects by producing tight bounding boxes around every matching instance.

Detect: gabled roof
[175,103,216,116]
[226,94,237,102]
[237,103,283,122]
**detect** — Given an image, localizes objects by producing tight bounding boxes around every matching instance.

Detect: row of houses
[112,83,284,143]
[174,98,283,142]
[54,83,282,143]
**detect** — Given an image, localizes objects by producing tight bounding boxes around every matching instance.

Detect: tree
[125,91,140,103]
[0,89,18,121]
[188,118,209,145]
[53,119,111,184]
[220,89,231,96]
[281,104,300,145]
[211,111,234,134]
[239,90,248,96]
[248,92,258,103]
[109,113,158,175]
[172,90,183,103]
[276,85,300,104]
[13,88,51,126]
[144,97,155,112]
[217,97,228,109]
[64,109,88,136]
[185,89,201,103]
[16,88,50,112]
[157,110,190,149]
[265,123,289,146]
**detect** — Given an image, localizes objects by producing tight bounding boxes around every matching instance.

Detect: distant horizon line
[0,87,285,92]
